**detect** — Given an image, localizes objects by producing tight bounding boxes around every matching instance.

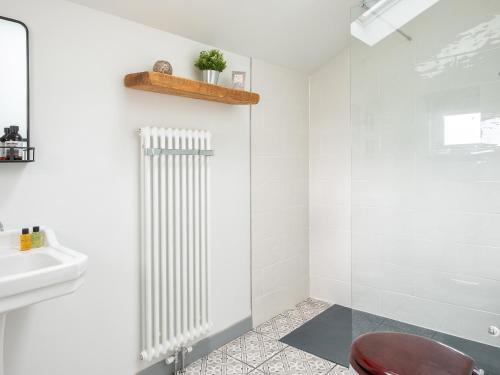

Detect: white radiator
[140,127,213,361]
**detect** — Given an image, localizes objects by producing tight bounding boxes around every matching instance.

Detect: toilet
[349,332,476,375]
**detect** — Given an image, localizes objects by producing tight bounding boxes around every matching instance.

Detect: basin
[0,252,61,278]
[0,227,87,374]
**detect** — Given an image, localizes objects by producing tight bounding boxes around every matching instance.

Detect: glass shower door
[350,0,500,372]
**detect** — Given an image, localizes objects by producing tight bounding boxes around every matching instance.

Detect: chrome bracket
[144,148,214,157]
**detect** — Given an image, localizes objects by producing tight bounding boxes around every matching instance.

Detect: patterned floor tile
[289,298,330,322]
[254,312,304,340]
[328,365,349,375]
[185,350,256,375]
[255,347,336,375]
[221,330,287,368]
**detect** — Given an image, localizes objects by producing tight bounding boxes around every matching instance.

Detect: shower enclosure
[350,0,500,372]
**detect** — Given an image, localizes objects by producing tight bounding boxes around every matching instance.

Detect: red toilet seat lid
[350,332,474,375]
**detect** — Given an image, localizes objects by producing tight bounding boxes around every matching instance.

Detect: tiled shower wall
[309,50,351,306]
[351,0,500,347]
[251,59,310,326]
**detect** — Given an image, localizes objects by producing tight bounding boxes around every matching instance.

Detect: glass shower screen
[350,0,500,363]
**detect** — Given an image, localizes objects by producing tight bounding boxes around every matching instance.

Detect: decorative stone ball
[153,60,173,75]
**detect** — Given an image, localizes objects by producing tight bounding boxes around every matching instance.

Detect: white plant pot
[202,70,220,84]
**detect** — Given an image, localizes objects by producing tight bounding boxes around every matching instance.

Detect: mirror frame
[0,15,30,158]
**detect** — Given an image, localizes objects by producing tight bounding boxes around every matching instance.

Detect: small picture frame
[232,71,246,90]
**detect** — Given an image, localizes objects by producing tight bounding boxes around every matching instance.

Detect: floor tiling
[187,299,500,375]
[221,330,287,368]
[185,349,258,375]
[254,312,305,340]
[289,298,331,322]
[432,332,500,375]
[280,305,353,367]
[281,303,500,375]
[255,346,336,375]
[328,365,349,375]
[351,309,384,339]
[255,299,330,340]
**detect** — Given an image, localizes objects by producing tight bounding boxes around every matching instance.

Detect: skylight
[351,0,442,46]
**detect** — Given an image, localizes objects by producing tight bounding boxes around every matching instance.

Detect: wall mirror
[0,16,33,162]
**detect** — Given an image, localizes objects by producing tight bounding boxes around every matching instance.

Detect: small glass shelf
[0,146,35,163]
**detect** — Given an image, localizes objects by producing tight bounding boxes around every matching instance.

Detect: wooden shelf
[124,71,260,105]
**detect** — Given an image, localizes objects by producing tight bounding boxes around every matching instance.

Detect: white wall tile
[309,50,351,305]
[251,59,309,326]
[351,284,383,316]
[310,277,351,307]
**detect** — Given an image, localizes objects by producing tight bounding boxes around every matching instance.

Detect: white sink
[0,227,87,374]
[0,252,61,278]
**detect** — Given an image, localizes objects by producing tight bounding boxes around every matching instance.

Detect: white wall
[350,0,500,347]
[251,59,309,326]
[308,50,351,307]
[0,0,253,373]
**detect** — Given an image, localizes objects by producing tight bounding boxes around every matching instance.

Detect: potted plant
[194,49,227,85]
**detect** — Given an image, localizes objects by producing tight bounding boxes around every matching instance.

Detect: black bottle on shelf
[5,126,23,160]
[0,127,10,161]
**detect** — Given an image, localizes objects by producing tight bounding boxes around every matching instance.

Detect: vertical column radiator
[140,127,213,361]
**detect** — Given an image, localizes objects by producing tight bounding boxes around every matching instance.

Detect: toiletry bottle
[22,136,28,160]
[31,226,43,248]
[20,228,32,251]
[0,127,10,161]
[6,126,23,160]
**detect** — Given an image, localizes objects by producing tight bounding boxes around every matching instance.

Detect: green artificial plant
[194,49,227,72]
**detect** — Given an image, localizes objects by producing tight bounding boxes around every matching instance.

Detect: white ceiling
[68,0,356,72]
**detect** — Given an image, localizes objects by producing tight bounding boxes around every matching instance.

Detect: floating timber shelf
[124,71,260,105]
